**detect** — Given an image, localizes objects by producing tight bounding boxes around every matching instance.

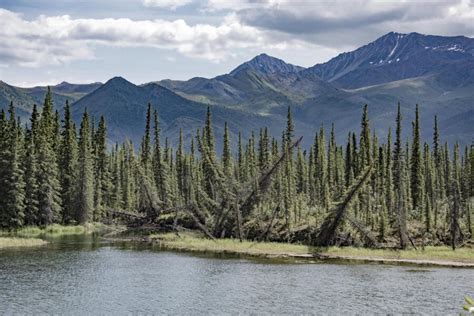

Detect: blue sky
[1,0,472,87]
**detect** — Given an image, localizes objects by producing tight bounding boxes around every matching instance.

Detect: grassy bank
[323,246,474,263]
[0,223,119,238]
[0,237,48,249]
[150,232,311,256]
[150,232,474,267]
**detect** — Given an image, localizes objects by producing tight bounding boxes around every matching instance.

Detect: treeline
[0,88,472,248]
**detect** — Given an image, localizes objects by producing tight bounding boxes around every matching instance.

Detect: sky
[0,0,473,87]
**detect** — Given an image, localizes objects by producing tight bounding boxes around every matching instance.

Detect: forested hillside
[1,89,472,249]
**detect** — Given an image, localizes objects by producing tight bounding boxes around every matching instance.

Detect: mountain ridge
[1,32,472,148]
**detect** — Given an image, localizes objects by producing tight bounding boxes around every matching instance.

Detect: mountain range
[1,32,473,150]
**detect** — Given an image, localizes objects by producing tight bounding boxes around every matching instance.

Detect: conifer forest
[0,88,472,250]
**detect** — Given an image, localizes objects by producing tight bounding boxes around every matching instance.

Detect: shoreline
[0,237,48,249]
[3,225,473,268]
[142,233,474,268]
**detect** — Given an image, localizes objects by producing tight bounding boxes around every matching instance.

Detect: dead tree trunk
[137,166,162,222]
[257,203,280,242]
[344,214,380,248]
[240,136,302,218]
[314,166,372,247]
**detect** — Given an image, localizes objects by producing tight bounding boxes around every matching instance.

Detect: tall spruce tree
[22,116,39,225]
[222,122,232,176]
[36,87,62,225]
[59,100,78,223]
[93,116,110,220]
[410,104,423,211]
[393,104,409,248]
[0,103,25,228]
[141,103,152,170]
[153,110,170,206]
[359,104,371,168]
[76,110,94,224]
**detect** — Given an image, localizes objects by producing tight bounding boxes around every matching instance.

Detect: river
[0,234,472,314]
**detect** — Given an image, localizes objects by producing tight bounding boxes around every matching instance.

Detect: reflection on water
[0,235,472,314]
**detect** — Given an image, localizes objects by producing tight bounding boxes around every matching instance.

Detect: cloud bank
[1,0,472,68]
[0,9,281,67]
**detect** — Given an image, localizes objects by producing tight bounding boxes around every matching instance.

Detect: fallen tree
[314,166,373,247]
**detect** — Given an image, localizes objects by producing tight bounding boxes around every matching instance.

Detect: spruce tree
[384,128,394,218]
[393,104,409,248]
[111,144,123,209]
[0,103,25,228]
[36,87,62,225]
[59,100,78,223]
[153,110,170,206]
[94,116,110,219]
[410,104,423,211]
[141,103,152,170]
[345,133,354,188]
[237,131,245,181]
[176,128,184,197]
[22,119,39,225]
[359,104,371,167]
[201,106,217,197]
[76,110,94,224]
[222,122,232,177]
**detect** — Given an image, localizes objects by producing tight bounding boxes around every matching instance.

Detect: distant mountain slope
[229,53,304,76]
[158,54,306,111]
[0,80,102,118]
[0,81,34,117]
[306,32,474,89]
[158,53,365,116]
[72,77,293,150]
[346,60,474,146]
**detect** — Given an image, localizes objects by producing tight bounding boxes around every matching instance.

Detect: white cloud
[1,0,472,70]
[143,0,193,10]
[0,9,294,67]
[205,0,474,48]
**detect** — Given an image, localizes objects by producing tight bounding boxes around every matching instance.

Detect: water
[0,235,472,315]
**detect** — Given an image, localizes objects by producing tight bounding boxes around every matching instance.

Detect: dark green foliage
[36,87,62,225]
[222,122,232,176]
[393,104,409,249]
[359,104,371,168]
[410,105,423,211]
[0,103,25,228]
[93,116,110,220]
[76,111,94,224]
[59,101,78,223]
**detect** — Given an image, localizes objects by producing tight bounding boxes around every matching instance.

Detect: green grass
[0,223,114,238]
[150,232,474,264]
[150,232,311,256]
[0,237,47,249]
[324,246,474,263]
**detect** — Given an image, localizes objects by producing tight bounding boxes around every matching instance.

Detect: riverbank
[0,223,123,249]
[0,237,48,249]
[148,232,474,268]
[0,223,121,238]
